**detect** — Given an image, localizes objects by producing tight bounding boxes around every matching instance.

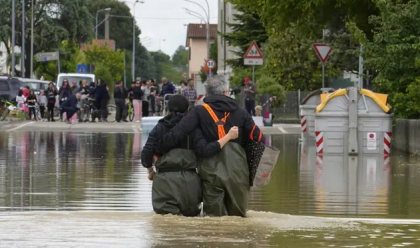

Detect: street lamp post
[184,0,210,59]
[11,0,15,77]
[132,0,144,81]
[22,0,25,77]
[30,0,34,78]
[95,8,112,40]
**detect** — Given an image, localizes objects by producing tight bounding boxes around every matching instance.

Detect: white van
[56,73,95,89]
[16,78,50,94]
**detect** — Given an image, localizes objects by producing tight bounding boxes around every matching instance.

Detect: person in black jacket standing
[94,80,110,122]
[46,82,57,122]
[114,81,128,122]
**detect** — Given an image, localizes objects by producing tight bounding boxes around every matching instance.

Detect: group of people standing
[113,78,161,123]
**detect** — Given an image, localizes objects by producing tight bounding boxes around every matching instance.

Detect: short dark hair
[187,79,193,84]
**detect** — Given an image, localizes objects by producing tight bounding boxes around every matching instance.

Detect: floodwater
[0,132,420,247]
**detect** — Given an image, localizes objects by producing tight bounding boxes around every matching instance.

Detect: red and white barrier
[384,156,390,171]
[316,155,323,170]
[301,116,307,133]
[316,131,324,154]
[384,132,392,155]
[197,95,205,101]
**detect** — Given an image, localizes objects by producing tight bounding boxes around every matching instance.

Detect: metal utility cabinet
[314,88,393,155]
[300,89,334,141]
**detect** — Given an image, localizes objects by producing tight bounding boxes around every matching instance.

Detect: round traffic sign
[207,59,216,69]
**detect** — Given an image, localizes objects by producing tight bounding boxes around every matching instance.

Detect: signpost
[313,44,332,88]
[244,42,264,84]
[207,59,216,77]
[36,51,60,73]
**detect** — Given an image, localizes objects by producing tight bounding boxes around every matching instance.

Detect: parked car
[56,73,95,90]
[0,76,24,101]
[17,78,50,94]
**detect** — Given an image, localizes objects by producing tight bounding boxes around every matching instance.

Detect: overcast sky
[122,0,218,57]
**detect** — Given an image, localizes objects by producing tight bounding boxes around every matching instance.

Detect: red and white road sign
[313,44,332,63]
[207,59,216,69]
[244,42,264,65]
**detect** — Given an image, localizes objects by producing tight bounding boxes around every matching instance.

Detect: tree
[257,76,286,107]
[86,0,141,51]
[172,45,188,69]
[85,44,124,83]
[219,7,268,68]
[350,0,420,119]
[0,0,93,77]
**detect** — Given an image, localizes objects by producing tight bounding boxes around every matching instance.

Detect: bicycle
[127,101,134,122]
[0,99,30,121]
[85,98,117,123]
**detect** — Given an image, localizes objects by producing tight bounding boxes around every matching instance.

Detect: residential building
[186,23,217,86]
[217,1,240,84]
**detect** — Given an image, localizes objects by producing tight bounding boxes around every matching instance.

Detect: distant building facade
[186,23,217,85]
[217,1,240,84]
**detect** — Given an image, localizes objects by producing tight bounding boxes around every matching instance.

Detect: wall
[217,0,240,85]
[188,38,214,83]
[392,119,420,155]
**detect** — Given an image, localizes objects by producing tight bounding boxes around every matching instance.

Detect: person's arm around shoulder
[193,126,239,158]
[153,107,200,155]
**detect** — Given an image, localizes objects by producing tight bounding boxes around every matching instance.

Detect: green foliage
[351,0,420,119]
[256,76,286,106]
[95,63,114,93]
[85,44,124,82]
[172,46,189,69]
[0,0,93,77]
[220,6,268,68]
[86,0,140,51]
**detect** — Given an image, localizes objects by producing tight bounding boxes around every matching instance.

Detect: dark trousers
[142,100,149,117]
[62,107,76,120]
[245,99,256,116]
[115,98,127,122]
[28,106,36,120]
[100,98,108,119]
[39,106,45,119]
[47,102,55,121]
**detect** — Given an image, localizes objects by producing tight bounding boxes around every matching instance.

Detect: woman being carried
[141,95,238,216]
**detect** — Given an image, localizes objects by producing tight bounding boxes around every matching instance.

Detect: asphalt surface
[0,120,301,134]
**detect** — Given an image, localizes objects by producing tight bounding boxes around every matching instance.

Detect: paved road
[0,121,301,134]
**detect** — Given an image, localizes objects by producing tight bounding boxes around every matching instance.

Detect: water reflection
[1,132,420,247]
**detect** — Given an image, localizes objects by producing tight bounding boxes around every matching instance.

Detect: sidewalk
[0,121,301,134]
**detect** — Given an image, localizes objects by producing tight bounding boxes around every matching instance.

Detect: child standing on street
[26,90,37,121]
[38,90,48,121]
[16,89,26,110]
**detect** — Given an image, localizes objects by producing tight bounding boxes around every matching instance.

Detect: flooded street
[1,132,420,247]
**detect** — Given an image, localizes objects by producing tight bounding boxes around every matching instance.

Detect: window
[11,79,23,90]
[0,80,10,91]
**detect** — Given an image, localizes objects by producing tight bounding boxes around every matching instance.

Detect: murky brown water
[1,132,420,247]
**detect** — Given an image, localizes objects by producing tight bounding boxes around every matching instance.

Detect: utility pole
[30,0,34,78]
[12,0,16,77]
[105,12,110,40]
[22,0,25,77]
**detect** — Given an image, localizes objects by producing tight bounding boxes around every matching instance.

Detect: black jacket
[61,95,78,109]
[59,86,72,101]
[78,86,90,95]
[114,86,128,99]
[127,87,144,100]
[95,83,110,101]
[153,95,264,155]
[141,113,221,168]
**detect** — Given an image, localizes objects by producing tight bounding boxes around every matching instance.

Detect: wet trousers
[199,142,250,217]
[133,100,142,121]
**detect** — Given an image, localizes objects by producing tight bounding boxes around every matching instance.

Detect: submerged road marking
[6,121,34,132]
[278,127,288,134]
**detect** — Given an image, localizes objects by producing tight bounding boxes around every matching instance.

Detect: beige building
[186,23,217,86]
[217,1,241,83]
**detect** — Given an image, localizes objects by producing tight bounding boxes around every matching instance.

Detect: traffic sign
[207,59,216,69]
[313,44,332,63]
[35,52,59,62]
[77,64,87,74]
[244,42,263,65]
